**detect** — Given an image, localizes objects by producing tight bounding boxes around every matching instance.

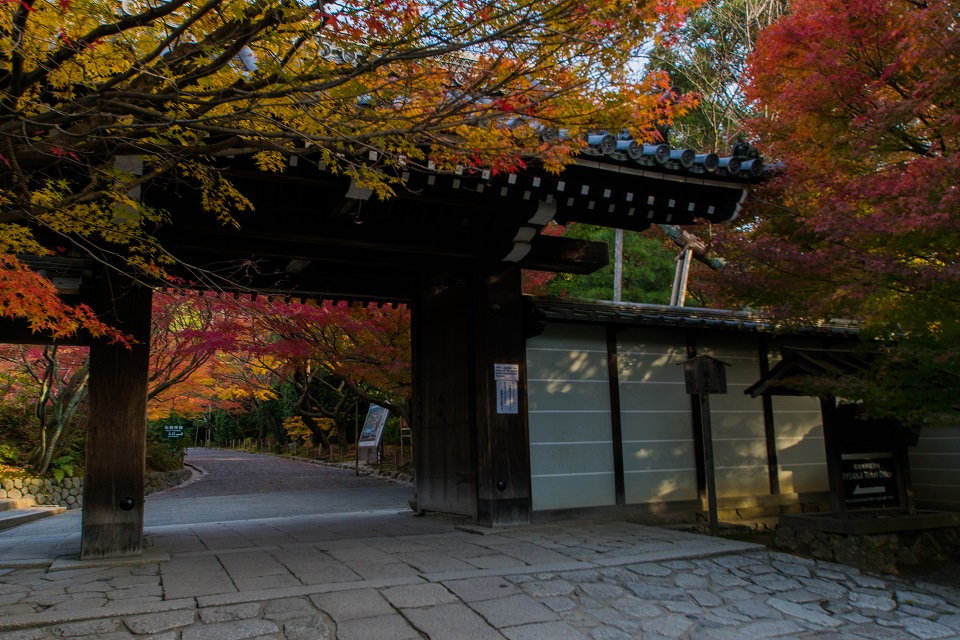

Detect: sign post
[679,355,730,536]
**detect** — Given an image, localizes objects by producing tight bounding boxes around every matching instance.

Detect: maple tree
[1,0,700,335]
[703,0,960,424]
[225,298,411,449]
[148,292,229,401]
[153,295,296,439]
[0,255,125,342]
[0,356,32,464]
[0,287,417,468]
[207,350,293,444]
[0,344,88,474]
[0,291,244,472]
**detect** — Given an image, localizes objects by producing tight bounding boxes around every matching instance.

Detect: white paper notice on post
[497,380,518,414]
[494,363,520,381]
[494,363,520,414]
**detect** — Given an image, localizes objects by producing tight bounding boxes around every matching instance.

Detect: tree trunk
[297,412,332,449]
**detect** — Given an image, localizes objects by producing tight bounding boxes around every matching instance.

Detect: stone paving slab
[402,602,505,640]
[3,512,960,639]
[48,550,171,572]
[0,597,197,632]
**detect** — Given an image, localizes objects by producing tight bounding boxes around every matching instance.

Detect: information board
[358,404,390,446]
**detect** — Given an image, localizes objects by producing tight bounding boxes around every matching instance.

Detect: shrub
[145,441,183,472]
[50,453,79,482]
[144,419,188,472]
[0,442,20,465]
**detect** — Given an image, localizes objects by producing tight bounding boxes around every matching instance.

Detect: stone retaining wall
[774,524,960,574]
[318,459,414,484]
[146,468,194,495]
[0,468,193,510]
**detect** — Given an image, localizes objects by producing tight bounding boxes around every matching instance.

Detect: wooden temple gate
[6,149,759,558]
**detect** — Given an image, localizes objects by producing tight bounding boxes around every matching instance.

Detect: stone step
[0,497,37,511]
[0,505,67,532]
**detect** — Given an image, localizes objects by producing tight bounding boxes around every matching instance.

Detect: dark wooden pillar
[472,265,531,526]
[820,396,847,518]
[81,273,152,559]
[758,340,780,495]
[894,443,916,515]
[412,280,478,519]
[412,265,531,526]
[686,335,708,504]
[605,326,626,506]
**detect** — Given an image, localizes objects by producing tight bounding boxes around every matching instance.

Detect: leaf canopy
[1,0,700,335]
[703,0,960,424]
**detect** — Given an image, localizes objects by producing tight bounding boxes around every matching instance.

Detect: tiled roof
[576,134,764,183]
[526,296,859,337]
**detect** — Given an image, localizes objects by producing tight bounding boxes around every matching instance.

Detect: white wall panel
[772,396,828,493]
[910,425,960,510]
[618,329,698,504]
[527,325,615,510]
[698,337,770,497]
[526,320,851,511]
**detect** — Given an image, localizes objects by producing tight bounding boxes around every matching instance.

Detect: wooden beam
[687,334,709,508]
[0,316,91,346]
[658,224,726,270]
[698,392,720,536]
[820,396,848,519]
[522,236,609,274]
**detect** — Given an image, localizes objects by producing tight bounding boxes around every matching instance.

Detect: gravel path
[0,448,413,536]
[141,448,414,525]
[152,447,398,499]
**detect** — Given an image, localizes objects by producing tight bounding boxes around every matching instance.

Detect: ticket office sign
[841,454,898,509]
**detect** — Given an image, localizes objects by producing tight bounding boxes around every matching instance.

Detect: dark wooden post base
[81,274,152,559]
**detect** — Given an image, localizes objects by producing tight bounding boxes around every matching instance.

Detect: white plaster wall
[910,424,960,511]
[527,325,616,511]
[617,328,698,504]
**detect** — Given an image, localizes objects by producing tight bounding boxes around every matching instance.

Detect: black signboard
[841,455,898,509]
[163,424,184,439]
[680,355,730,395]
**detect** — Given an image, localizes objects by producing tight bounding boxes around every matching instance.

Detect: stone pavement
[2,511,960,639]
